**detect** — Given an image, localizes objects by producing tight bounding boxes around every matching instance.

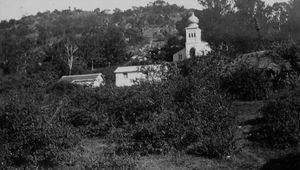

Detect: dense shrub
[260,152,300,170]
[0,90,80,168]
[65,109,111,137]
[0,53,238,167]
[0,74,24,93]
[220,67,272,101]
[272,41,300,73]
[47,83,112,137]
[46,81,80,95]
[43,56,237,159]
[108,55,237,158]
[257,87,300,148]
[186,129,235,158]
[0,71,59,95]
[220,41,300,101]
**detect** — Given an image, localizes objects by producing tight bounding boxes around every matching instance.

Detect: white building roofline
[61,73,102,78]
[114,65,161,73]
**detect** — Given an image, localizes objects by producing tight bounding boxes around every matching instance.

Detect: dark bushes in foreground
[253,87,300,148]
[220,41,300,101]
[106,56,237,158]
[0,54,238,168]
[0,90,80,168]
[47,55,237,158]
[260,153,300,170]
[220,67,272,101]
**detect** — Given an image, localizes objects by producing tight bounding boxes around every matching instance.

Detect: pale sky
[0,0,290,21]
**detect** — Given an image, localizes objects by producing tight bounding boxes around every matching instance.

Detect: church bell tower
[185,12,210,58]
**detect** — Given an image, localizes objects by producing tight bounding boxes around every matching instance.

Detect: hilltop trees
[193,0,300,55]
[0,1,187,77]
[0,0,299,81]
[287,0,300,38]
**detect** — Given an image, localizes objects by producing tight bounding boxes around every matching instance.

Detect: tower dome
[188,12,199,24]
[187,12,199,28]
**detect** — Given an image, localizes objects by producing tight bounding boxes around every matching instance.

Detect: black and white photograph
[0,0,300,169]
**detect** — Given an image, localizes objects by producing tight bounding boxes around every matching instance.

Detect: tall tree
[64,40,78,75]
[271,2,289,31]
[198,0,234,15]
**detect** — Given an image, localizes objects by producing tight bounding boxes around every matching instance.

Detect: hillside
[1,1,300,169]
[1,0,300,79]
[0,1,188,78]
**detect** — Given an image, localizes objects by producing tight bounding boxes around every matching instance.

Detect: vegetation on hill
[220,41,300,101]
[0,53,238,168]
[1,0,300,77]
[0,0,300,169]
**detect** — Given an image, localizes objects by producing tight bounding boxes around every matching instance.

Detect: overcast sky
[0,0,290,21]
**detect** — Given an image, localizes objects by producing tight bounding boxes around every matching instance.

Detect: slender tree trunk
[65,41,78,75]
[69,67,72,75]
[254,17,263,49]
[91,60,94,71]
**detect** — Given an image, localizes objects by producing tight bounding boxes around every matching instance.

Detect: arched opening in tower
[190,47,196,58]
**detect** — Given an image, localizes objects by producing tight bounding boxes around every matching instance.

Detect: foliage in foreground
[105,55,237,158]
[220,41,300,101]
[256,87,300,148]
[48,54,237,159]
[0,89,80,168]
[220,67,272,101]
[0,54,238,168]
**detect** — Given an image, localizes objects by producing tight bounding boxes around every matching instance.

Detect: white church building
[173,12,211,62]
[114,12,210,87]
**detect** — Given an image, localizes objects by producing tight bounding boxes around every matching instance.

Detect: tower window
[179,54,182,61]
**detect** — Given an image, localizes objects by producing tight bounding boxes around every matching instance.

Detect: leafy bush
[65,109,111,137]
[46,81,79,95]
[0,74,24,93]
[108,55,237,158]
[0,71,59,94]
[220,42,300,101]
[272,41,300,73]
[0,53,238,166]
[186,129,235,158]
[220,67,272,101]
[61,138,137,169]
[260,152,300,170]
[257,87,300,148]
[47,83,112,137]
[0,90,80,168]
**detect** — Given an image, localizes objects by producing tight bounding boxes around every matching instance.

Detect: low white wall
[115,72,146,87]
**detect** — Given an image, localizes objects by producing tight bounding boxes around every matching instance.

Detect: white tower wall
[185,12,211,59]
[185,27,205,58]
[173,12,211,62]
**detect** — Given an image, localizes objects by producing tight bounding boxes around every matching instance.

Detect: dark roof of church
[59,73,102,83]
